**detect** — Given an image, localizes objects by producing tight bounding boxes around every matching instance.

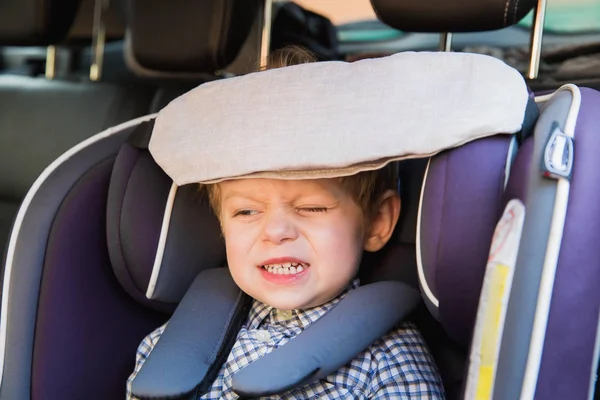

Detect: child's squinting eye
[233,209,259,217]
[296,207,328,213]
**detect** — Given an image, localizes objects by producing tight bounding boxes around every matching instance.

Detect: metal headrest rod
[259,0,273,68]
[45,46,57,79]
[439,33,453,52]
[527,0,547,79]
[90,0,108,81]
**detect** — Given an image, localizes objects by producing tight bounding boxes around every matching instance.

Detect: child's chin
[262,295,312,311]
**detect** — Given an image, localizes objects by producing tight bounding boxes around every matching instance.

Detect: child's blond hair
[204,46,398,219]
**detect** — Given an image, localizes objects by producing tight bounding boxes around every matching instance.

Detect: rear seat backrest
[0,76,155,198]
[0,0,158,249]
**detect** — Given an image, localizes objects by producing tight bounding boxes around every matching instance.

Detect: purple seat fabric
[418,135,516,347]
[502,136,534,208]
[32,158,167,399]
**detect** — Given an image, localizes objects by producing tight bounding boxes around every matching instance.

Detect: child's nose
[261,209,299,244]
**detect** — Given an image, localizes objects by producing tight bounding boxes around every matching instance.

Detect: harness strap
[231,280,420,397]
[131,268,252,399]
[132,270,420,399]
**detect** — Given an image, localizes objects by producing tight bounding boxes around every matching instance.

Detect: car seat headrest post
[90,0,108,81]
[527,0,548,80]
[259,0,273,68]
[45,45,57,79]
[439,32,452,52]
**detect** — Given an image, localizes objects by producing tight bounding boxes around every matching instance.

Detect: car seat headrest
[106,122,225,312]
[150,51,530,186]
[0,0,80,45]
[370,0,537,33]
[417,98,539,347]
[118,0,261,77]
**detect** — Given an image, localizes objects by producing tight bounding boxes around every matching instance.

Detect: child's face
[218,178,366,310]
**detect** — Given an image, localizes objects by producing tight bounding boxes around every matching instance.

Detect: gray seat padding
[0,74,156,247]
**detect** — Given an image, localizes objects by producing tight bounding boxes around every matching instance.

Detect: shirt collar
[246,279,360,330]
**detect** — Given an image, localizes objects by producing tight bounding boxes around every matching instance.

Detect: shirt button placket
[255,329,271,343]
[276,309,293,321]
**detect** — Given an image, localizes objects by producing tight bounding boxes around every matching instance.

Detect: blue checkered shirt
[126,280,445,399]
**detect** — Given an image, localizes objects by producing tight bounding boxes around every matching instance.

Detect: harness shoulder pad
[131,268,252,399]
[232,281,421,397]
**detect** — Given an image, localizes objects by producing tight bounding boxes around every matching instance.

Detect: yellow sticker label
[476,264,510,400]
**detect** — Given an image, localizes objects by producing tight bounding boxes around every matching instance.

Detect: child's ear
[364,190,401,252]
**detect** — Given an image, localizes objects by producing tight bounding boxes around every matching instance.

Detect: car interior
[1,0,599,399]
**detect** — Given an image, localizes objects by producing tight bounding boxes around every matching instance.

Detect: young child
[126,47,445,399]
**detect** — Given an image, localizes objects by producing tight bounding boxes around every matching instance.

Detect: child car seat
[123,50,531,399]
[1,47,532,400]
[3,2,600,400]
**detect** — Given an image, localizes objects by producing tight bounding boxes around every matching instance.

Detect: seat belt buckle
[541,121,574,181]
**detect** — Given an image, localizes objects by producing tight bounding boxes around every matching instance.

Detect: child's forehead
[218,178,346,199]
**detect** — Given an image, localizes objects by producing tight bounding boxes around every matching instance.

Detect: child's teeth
[263,263,307,275]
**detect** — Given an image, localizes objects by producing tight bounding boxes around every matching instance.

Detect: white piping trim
[588,310,600,400]
[0,113,157,387]
[520,84,581,400]
[415,159,439,308]
[146,183,178,299]
[534,92,556,104]
[505,136,518,189]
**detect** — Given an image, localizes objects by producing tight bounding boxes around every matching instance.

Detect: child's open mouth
[260,262,309,275]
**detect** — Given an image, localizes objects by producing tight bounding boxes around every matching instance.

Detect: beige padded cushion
[149,51,529,185]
